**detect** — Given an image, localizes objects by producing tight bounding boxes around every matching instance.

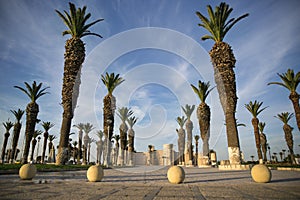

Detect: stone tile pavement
[0,166,300,199]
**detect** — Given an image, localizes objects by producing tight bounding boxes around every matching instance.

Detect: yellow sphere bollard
[167,166,185,184]
[19,164,37,180]
[87,165,104,182]
[251,164,272,183]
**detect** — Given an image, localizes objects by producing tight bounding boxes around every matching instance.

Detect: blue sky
[0,0,299,162]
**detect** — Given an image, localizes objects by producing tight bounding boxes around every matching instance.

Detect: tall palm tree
[127,116,137,165]
[73,123,85,163]
[41,121,54,163]
[9,109,24,163]
[176,116,187,164]
[14,81,49,164]
[275,112,296,164]
[102,72,124,165]
[268,69,300,131]
[191,81,214,157]
[112,134,120,165]
[181,104,195,163]
[30,130,42,162]
[245,100,267,162]
[55,2,104,165]
[82,123,94,165]
[258,122,268,162]
[196,2,249,164]
[1,120,14,163]
[117,107,133,166]
[194,135,200,166]
[95,130,104,164]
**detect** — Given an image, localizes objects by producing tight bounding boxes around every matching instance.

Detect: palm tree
[55,2,104,165]
[196,2,249,164]
[258,122,268,162]
[181,104,195,163]
[112,134,120,165]
[267,143,272,162]
[275,112,297,164]
[245,100,267,162]
[41,121,54,163]
[1,120,14,163]
[268,69,300,131]
[82,123,94,165]
[117,107,133,166]
[88,138,96,164]
[30,130,42,162]
[48,135,57,163]
[191,81,214,157]
[95,130,104,164]
[9,109,24,163]
[194,135,200,166]
[72,141,78,164]
[282,149,286,160]
[176,116,187,164]
[127,116,137,165]
[73,123,85,164]
[14,81,49,164]
[279,152,283,162]
[102,72,124,165]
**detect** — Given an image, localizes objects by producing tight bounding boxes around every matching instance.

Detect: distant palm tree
[268,69,300,131]
[245,100,267,162]
[73,123,85,163]
[102,72,124,165]
[88,138,96,164]
[95,130,104,164]
[72,141,78,164]
[176,116,187,164]
[82,123,94,165]
[279,152,283,161]
[258,122,268,162]
[48,134,57,162]
[127,116,137,165]
[194,135,200,166]
[117,107,133,166]
[14,81,49,164]
[282,149,286,160]
[30,130,42,162]
[267,143,271,161]
[9,109,24,163]
[55,2,103,165]
[112,134,120,165]
[196,2,249,164]
[191,81,214,157]
[41,121,54,163]
[181,104,195,163]
[1,120,14,163]
[275,112,296,164]
[250,155,254,162]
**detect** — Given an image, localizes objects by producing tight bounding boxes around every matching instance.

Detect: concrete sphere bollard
[251,164,272,183]
[19,164,37,180]
[167,166,185,184]
[87,165,104,182]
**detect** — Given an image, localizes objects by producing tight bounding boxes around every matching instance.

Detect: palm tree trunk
[195,141,198,166]
[57,38,84,165]
[185,120,193,162]
[10,122,21,163]
[252,118,263,160]
[198,103,210,157]
[22,102,39,164]
[289,92,300,131]
[77,130,83,164]
[210,42,240,164]
[1,133,10,163]
[120,123,128,166]
[41,132,48,163]
[30,139,37,162]
[283,124,296,164]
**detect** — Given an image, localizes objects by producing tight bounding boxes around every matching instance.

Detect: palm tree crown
[182,104,195,120]
[117,107,133,123]
[55,2,104,38]
[268,69,300,93]
[3,121,14,132]
[33,130,42,139]
[10,109,25,123]
[14,81,49,103]
[258,122,266,133]
[176,116,187,128]
[42,121,55,132]
[83,123,94,134]
[196,2,249,42]
[245,100,268,118]
[95,130,104,140]
[191,81,214,103]
[127,116,138,128]
[275,112,294,124]
[101,72,125,95]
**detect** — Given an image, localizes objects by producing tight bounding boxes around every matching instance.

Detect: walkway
[0,166,300,199]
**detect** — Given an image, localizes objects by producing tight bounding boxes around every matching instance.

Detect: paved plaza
[0,166,300,199]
